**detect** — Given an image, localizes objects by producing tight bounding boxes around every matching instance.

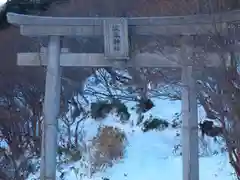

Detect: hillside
[26,98,235,180]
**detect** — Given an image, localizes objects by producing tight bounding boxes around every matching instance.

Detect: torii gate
[7,10,238,180]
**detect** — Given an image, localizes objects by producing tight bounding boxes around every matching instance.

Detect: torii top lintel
[6,10,240,36]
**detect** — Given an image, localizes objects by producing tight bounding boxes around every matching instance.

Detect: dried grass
[90,126,127,173]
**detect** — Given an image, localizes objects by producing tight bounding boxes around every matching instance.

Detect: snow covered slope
[28,98,235,180]
[62,130,234,180]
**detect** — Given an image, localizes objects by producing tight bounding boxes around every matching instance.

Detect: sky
[0,0,6,12]
[0,0,6,6]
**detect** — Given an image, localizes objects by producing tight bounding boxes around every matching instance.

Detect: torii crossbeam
[7,10,239,180]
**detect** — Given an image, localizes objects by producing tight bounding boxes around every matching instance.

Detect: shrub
[90,126,127,173]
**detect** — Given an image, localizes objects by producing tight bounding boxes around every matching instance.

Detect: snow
[26,98,235,180]
[0,139,8,149]
[59,128,234,180]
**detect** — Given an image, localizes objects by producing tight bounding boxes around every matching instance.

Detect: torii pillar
[40,36,61,180]
[7,11,227,180]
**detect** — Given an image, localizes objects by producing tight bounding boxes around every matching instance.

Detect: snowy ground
[27,99,235,180]
[29,132,234,180]
[61,129,234,180]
